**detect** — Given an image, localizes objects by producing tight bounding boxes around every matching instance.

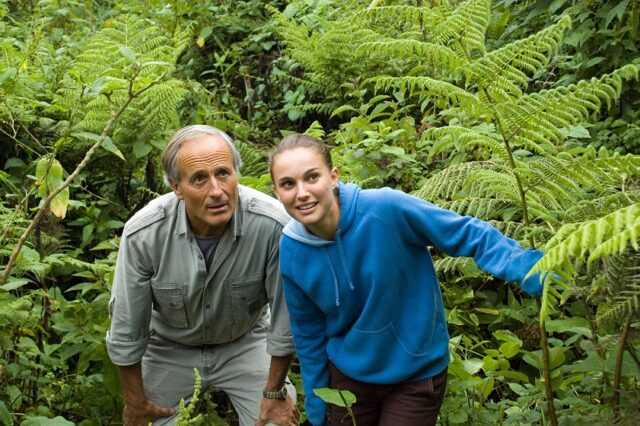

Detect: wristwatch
[262,384,288,400]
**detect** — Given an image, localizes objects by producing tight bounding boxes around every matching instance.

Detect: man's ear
[171,180,184,200]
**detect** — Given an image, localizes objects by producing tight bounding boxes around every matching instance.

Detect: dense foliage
[1,0,638,425]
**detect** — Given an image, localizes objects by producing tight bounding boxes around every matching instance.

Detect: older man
[106,125,298,426]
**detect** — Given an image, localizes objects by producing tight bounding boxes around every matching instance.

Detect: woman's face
[271,147,340,239]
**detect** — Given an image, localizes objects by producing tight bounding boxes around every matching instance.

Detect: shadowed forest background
[1,0,639,425]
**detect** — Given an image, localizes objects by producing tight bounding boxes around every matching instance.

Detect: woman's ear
[331,167,340,186]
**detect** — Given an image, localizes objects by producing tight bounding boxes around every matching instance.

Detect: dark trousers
[328,363,448,426]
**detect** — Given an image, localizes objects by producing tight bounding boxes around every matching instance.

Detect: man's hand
[256,397,300,426]
[123,399,175,426]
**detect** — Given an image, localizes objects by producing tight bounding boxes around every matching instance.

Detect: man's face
[171,135,239,237]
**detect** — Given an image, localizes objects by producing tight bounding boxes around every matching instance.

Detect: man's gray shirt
[106,185,294,365]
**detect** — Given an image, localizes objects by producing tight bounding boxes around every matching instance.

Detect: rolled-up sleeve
[106,231,154,365]
[265,228,295,356]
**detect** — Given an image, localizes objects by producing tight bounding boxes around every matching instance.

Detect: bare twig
[1,73,165,284]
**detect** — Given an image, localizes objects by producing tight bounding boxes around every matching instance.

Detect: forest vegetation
[0,0,639,425]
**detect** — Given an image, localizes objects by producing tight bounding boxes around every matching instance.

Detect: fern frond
[462,16,571,100]
[369,76,480,115]
[422,126,509,162]
[532,203,640,276]
[357,40,461,76]
[439,198,513,220]
[413,161,509,201]
[598,253,640,323]
[435,256,483,277]
[352,5,449,29]
[431,0,491,54]
[498,64,639,152]
[237,140,268,178]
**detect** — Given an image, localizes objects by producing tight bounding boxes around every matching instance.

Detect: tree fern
[598,253,640,324]
[531,203,640,277]
[56,14,190,149]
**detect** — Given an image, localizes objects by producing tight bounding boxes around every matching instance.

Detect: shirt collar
[174,191,244,239]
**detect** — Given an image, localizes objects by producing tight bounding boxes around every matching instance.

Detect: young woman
[269,134,546,426]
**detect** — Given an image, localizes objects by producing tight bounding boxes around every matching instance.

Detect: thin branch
[0,73,165,284]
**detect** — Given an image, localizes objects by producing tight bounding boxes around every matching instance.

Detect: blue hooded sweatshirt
[279,182,544,425]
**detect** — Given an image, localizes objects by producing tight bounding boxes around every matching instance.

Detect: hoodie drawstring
[322,248,341,306]
[336,229,355,291]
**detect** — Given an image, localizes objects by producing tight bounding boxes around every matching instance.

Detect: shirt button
[206,304,211,309]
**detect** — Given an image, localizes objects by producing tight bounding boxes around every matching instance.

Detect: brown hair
[268,133,333,181]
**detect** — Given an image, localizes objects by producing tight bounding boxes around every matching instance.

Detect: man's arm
[118,363,175,426]
[257,355,299,426]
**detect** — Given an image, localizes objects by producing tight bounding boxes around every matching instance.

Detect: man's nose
[207,177,224,197]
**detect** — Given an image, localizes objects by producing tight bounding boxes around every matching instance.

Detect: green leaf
[313,388,356,407]
[35,156,69,218]
[380,145,405,157]
[0,67,16,85]
[0,277,30,291]
[101,137,125,160]
[462,358,484,375]
[20,416,75,426]
[603,0,630,29]
[331,104,358,117]
[0,400,12,426]
[132,140,153,158]
[119,46,137,64]
[545,317,592,337]
[4,157,26,169]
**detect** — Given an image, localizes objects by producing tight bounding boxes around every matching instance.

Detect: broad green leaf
[380,145,405,157]
[545,317,592,337]
[20,416,75,426]
[0,277,30,291]
[0,400,12,426]
[499,341,522,358]
[331,104,358,117]
[4,157,25,169]
[462,358,484,375]
[549,347,566,369]
[133,140,153,158]
[313,388,356,407]
[119,46,137,64]
[0,67,16,85]
[35,156,69,218]
[102,137,125,160]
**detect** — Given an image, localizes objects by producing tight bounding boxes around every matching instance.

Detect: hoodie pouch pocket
[151,285,188,328]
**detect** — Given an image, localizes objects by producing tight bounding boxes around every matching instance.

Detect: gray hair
[161,125,243,185]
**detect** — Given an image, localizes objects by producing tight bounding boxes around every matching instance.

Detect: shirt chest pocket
[151,284,189,328]
[227,273,267,324]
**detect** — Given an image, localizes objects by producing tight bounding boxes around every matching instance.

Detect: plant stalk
[613,315,632,421]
